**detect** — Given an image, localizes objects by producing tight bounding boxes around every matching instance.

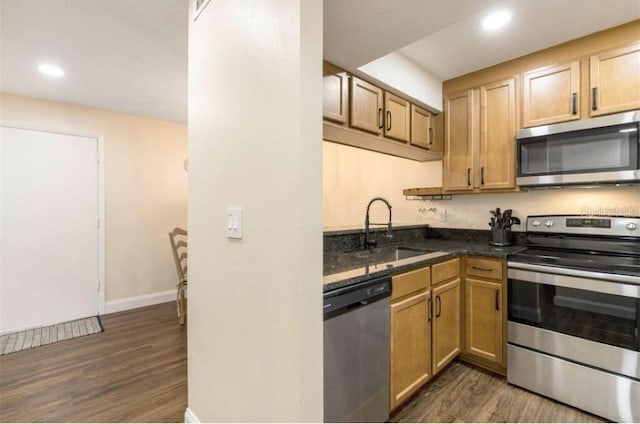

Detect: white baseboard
[184,407,200,423]
[105,289,177,314]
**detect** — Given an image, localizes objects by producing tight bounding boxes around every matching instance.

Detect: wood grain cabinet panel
[410,104,431,149]
[590,43,640,117]
[466,257,503,280]
[350,76,383,135]
[390,290,431,411]
[478,78,516,190]
[391,267,430,301]
[522,61,581,127]
[444,79,516,193]
[432,278,461,374]
[432,258,460,285]
[465,278,503,364]
[443,89,475,192]
[384,92,411,143]
[322,62,349,124]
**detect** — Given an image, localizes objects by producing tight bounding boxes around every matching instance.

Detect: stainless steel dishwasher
[323,275,391,423]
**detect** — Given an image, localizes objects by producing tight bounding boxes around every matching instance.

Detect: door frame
[1,123,106,316]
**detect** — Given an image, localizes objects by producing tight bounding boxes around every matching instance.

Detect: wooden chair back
[169,227,188,284]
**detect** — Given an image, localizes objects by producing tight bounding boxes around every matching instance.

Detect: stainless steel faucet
[364,197,393,249]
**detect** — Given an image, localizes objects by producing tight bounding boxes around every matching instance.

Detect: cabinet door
[590,43,640,117]
[390,290,431,411]
[478,78,516,190]
[432,278,461,374]
[350,76,383,135]
[522,61,580,127]
[322,62,349,124]
[384,92,411,142]
[430,112,444,155]
[465,278,503,365]
[410,105,434,150]
[443,90,475,192]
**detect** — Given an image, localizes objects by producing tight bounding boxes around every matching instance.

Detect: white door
[0,127,99,333]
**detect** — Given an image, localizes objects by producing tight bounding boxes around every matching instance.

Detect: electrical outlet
[439,209,447,222]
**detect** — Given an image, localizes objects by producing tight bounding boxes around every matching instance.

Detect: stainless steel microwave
[516,110,640,187]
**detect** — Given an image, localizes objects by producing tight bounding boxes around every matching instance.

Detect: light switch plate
[226,207,243,239]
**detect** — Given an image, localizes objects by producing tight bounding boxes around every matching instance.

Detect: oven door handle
[508,266,640,299]
[508,261,640,285]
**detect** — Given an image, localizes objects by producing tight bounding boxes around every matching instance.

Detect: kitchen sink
[350,246,438,262]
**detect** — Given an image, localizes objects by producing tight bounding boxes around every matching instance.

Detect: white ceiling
[0,0,188,123]
[1,1,638,123]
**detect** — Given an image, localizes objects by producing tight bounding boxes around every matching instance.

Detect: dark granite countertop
[323,239,525,292]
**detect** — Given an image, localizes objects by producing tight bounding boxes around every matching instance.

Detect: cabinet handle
[428,297,432,322]
[435,295,442,318]
[571,92,577,115]
[467,168,471,186]
[472,265,493,272]
[378,108,384,129]
[428,127,433,146]
[386,111,392,131]
[592,87,598,111]
[495,289,500,311]
[481,167,485,185]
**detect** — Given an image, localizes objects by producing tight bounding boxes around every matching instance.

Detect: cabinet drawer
[392,267,430,301]
[466,257,503,280]
[432,258,460,286]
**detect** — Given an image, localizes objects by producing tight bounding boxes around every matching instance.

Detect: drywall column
[187,0,323,422]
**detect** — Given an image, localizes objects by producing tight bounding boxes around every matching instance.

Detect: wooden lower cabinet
[390,290,431,410]
[390,267,431,410]
[465,278,502,364]
[432,278,461,374]
[462,256,507,374]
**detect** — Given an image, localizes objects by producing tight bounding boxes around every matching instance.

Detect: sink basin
[350,246,436,262]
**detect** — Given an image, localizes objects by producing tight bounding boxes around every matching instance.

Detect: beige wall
[187,0,322,422]
[323,141,441,228]
[323,143,639,230]
[0,93,188,302]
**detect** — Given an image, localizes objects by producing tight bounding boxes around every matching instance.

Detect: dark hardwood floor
[1,302,605,423]
[0,302,187,423]
[391,361,605,423]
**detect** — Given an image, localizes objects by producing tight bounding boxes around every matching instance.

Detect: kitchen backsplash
[414,186,639,231]
[323,141,638,230]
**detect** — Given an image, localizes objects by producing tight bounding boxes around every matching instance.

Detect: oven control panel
[566,218,611,228]
[527,215,639,236]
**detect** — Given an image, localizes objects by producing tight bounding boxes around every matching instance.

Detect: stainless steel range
[507,215,640,422]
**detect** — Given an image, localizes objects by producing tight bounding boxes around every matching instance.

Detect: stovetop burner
[508,215,640,278]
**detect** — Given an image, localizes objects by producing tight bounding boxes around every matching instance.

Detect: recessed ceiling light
[38,64,65,78]
[482,10,512,31]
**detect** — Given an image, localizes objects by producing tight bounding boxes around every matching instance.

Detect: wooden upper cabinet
[410,105,442,153]
[522,61,580,128]
[444,89,475,192]
[430,112,444,155]
[350,76,383,135]
[590,43,640,117]
[322,62,349,124]
[384,92,411,143]
[478,78,516,190]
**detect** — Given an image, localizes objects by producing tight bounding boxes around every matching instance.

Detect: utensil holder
[490,228,512,246]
